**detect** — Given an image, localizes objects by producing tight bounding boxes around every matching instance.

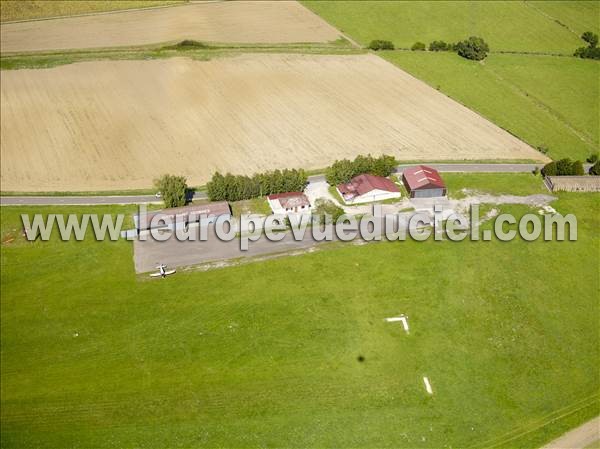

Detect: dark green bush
[581,31,598,48]
[429,40,450,51]
[542,158,585,177]
[456,36,489,61]
[589,160,600,175]
[170,39,209,50]
[411,41,426,51]
[325,154,397,185]
[541,161,557,177]
[587,153,599,163]
[368,40,394,51]
[571,160,584,176]
[574,46,600,59]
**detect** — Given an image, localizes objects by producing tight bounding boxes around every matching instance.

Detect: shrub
[542,158,585,177]
[429,40,450,51]
[574,46,600,59]
[456,36,489,61]
[313,199,344,224]
[206,169,307,202]
[368,40,394,51]
[532,167,540,176]
[541,161,557,177]
[587,153,599,163]
[325,154,397,185]
[536,145,549,155]
[581,31,598,48]
[555,158,573,175]
[154,174,188,208]
[411,41,426,51]
[571,160,584,176]
[589,160,600,175]
[168,39,209,50]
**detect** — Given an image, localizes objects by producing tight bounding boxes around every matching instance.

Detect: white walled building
[337,174,401,205]
[267,192,312,215]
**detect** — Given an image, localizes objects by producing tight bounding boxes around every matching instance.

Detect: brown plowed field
[0,1,342,53]
[0,54,546,192]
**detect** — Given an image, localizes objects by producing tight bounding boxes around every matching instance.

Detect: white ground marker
[385,315,409,333]
[423,376,433,395]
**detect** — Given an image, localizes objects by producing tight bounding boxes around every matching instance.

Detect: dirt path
[541,417,599,449]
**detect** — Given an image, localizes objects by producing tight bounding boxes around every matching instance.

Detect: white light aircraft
[150,264,176,278]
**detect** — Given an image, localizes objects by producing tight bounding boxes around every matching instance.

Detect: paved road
[2,163,587,206]
[541,417,599,449]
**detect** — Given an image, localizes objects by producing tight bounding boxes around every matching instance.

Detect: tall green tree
[154,174,188,208]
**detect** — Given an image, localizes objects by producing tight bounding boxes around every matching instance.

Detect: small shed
[402,165,447,198]
[337,174,400,204]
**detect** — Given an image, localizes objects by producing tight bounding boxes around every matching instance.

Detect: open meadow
[0,1,342,53]
[304,0,600,162]
[303,0,598,54]
[0,53,545,193]
[381,52,599,161]
[1,174,598,448]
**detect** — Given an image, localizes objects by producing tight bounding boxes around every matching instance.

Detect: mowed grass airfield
[0,1,599,448]
[1,175,599,448]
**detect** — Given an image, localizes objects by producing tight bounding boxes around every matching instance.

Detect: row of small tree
[206,169,308,202]
[411,36,490,60]
[325,154,397,186]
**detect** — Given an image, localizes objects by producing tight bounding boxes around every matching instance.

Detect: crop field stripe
[0,1,343,53]
[0,54,545,192]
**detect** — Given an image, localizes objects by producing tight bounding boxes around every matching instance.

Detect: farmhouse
[337,174,401,205]
[267,192,311,215]
[134,201,231,232]
[402,165,447,198]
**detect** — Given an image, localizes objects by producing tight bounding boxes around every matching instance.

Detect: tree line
[325,154,397,185]
[206,169,308,202]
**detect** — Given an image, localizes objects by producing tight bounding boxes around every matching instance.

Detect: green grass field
[303,0,598,54]
[1,175,599,448]
[0,1,184,23]
[381,52,599,161]
[304,1,600,162]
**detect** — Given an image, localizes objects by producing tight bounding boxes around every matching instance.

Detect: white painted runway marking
[423,376,433,395]
[385,315,409,333]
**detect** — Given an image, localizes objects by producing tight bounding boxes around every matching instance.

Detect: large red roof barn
[402,165,447,198]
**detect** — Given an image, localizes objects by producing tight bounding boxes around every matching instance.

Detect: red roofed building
[337,174,401,204]
[267,192,311,215]
[402,165,447,198]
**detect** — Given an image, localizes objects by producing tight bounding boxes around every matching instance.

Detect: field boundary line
[297,2,362,49]
[470,393,600,449]
[522,0,580,38]
[0,1,191,25]
[482,63,597,149]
